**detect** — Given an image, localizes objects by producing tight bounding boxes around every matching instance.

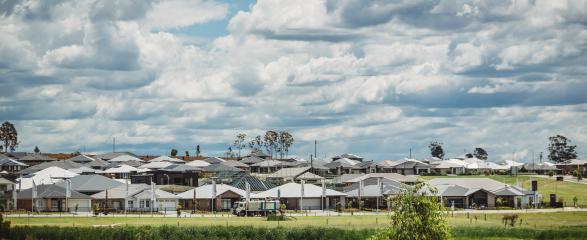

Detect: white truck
[232,200,279,216]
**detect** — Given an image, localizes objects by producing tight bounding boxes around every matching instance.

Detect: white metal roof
[255,182,346,198]
[17,166,78,189]
[100,164,139,173]
[139,161,174,169]
[108,155,145,163]
[150,155,186,163]
[177,183,246,199]
[186,160,211,167]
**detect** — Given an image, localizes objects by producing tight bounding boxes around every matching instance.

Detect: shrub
[369,183,451,240]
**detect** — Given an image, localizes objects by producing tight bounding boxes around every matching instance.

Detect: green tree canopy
[428,141,444,159]
[473,147,488,160]
[548,135,577,163]
[370,183,451,240]
[0,122,18,153]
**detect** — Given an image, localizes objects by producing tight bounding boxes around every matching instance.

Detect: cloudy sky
[1,0,586,162]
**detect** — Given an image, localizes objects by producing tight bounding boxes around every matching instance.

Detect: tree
[185,151,190,157]
[248,135,264,153]
[0,122,18,153]
[277,131,294,159]
[474,147,488,160]
[225,146,235,158]
[232,133,247,158]
[548,135,577,163]
[370,183,451,240]
[429,141,444,159]
[196,145,201,157]
[170,149,178,156]
[264,130,279,158]
[33,146,40,154]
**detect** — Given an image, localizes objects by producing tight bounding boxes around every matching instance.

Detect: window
[222,199,231,209]
[128,200,134,209]
[140,200,145,208]
[145,200,150,208]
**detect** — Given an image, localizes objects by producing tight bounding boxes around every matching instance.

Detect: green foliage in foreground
[5,225,587,240]
[370,183,451,240]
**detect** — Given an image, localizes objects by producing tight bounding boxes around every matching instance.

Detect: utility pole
[409,148,412,159]
[310,154,314,174]
[314,140,317,159]
[113,137,116,153]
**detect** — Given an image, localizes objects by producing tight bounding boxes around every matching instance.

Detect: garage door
[301,198,321,210]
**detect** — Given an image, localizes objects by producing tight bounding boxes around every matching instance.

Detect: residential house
[266,167,323,185]
[177,183,246,211]
[0,157,28,173]
[254,182,346,211]
[427,178,533,209]
[250,160,289,173]
[332,154,364,162]
[0,178,15,210]
[556,159,587,175]
[17,184,92,212]
[14,153,57,167]
[56,174,123,195]
[377,159,431,175]
[92,184,179,211]
[17,166,78,190]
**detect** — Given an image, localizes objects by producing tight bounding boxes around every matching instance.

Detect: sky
[0,0,586,162]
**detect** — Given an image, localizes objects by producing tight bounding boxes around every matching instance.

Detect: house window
[222,199,231,209]
[140,200,145,208]
[145,200,150,208]
[51,199,59,209]
[128,200,134,209]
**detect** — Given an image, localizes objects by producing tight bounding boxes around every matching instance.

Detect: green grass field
[6,212,587,230]
[420,175,587,205]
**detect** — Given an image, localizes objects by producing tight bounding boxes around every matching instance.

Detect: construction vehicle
[232,200,279,216]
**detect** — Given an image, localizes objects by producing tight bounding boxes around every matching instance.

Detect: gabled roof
[523,163,559,171]
[324,160,359,169]
[17,153,57,162]
[231,175,275,192]
[204,157,226,164]
[255,182,346,198]
[108,155,145,163]
[68,166,96,174]
[91,184,148,199]
[95,152,139,160]
[100,164,139,174]
[150,155,186,163]
[267,167,311,179]
[0,177,14,185]
[160,164,201,173]
[67,154,96,163]
[17,166,78,189]
[431,161,465,169]
[203,163,243,172]
[18,184,90,199]
[186,160,210,167]
[177,183,246,199]
[139,161,174,169]
[557,159,587,166]
[295,172,324,180]
[56,174,123,192]
[344,173,419,183]
[133,188,179,199]
[0,157,27,167]
[239,156,265,165]
[18,159,85,175]
[334,153,363,160]
[85,158,109,168]
[345,182,406,197]
[251,160,287,167]
[220,160,250,168]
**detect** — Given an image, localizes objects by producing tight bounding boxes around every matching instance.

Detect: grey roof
[203,163,243,172]
[92,184,147,199]
[427,178,508,191]
[231,175,275,192]
[67,154,96,163]
[0,157,28,167]
[344,173,419,184]
[105,160,143,168]
[324,160,359,169]
[204,157,226,164]
[251,160,290,167]
[239,156,265,165]
[17,153,57,162]
[160,164,201,173]
[296,172,324,180]
[18,184,91,199]
[177,183,246,199]
[308,160,330,170]
[267,167,311,179]
[246,150,270,158]
[95,152,139,160]
[149,155,186,163]
[18,160,85,175]
[84,158,109,168]
[0,177,15,185]
[356,161,376,168]
[332,174,364,184]
[56,175,123,192]
[557,159,587,165]
[220,160,250,168]
[345,182,406,197]
[91,184,178,199]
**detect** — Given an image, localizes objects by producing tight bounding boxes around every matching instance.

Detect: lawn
[420,175,587,206]
[6,212,587,230]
